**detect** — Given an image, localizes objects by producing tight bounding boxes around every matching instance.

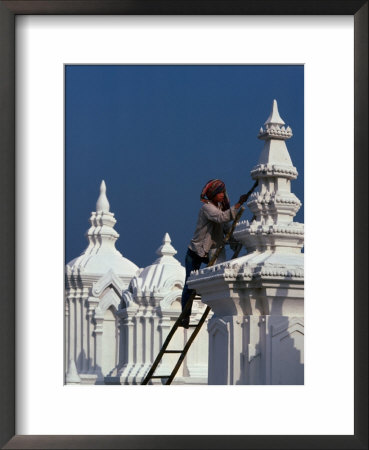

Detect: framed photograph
[0,1,367,449]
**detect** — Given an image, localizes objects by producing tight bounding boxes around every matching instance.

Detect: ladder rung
[141,206,246,386]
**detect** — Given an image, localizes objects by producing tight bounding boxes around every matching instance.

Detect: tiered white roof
[234,99,304,254]
[66,181,139,277]
[123,233,185,308]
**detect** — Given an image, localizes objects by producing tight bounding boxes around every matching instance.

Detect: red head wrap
[200,179,230,211]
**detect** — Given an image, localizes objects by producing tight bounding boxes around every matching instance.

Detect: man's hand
[238,193,249,205]
[235,195,247,209]
[235,180,259,209]
[238,180,259,205]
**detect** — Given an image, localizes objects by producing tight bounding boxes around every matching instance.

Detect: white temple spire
[258,100,292,141]
[234,99,303,253]
[156,233,177,258]
[264,99,285,127]
[96,180,110,212]
[65,181,139,385]
[66,180,139,277]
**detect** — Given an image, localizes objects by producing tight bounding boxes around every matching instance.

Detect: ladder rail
[165,306,211,384]
[141,204,250,385]
[141,294,195,384]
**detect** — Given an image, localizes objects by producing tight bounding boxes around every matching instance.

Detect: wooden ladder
[141,206,245,385]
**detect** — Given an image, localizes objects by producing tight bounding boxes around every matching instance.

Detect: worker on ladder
[179,179,253,329]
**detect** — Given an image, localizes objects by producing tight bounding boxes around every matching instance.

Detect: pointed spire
[233,98,303,253]
[264,99,285,127]
[96,180,110,212]
[258,99,292,141]
[156,233,177,257]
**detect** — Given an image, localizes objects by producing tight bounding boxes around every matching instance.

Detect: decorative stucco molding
[66,180,139,280]
[65,181,139,384]
[92,269,125,297]
[107,233,209,385]
[188,99,304,385]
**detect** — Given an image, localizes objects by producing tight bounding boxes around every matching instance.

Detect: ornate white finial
[156,233,177,257]
[258,99,292,141]
[96,180,110,212]
[131,232,184,301]
[66,180,140,277]
[233,98,303,254]
[264,99,285,127]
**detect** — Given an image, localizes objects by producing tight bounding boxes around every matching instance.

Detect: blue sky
[65,65,304,268]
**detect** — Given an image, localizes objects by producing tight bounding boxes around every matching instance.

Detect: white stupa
[106,233,209,385]
[234,98,304,258]
[127,232,185,306]
[65,181,140,384]
[66,180,139,280]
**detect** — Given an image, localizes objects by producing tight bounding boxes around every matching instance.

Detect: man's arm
[202,203,236,223]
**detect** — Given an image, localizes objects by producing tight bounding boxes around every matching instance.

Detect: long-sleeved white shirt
[188,202,236,257]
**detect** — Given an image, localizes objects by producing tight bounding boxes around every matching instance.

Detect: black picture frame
[0,1,367,449]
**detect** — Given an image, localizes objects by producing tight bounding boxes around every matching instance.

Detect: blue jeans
[181,249,209,319]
